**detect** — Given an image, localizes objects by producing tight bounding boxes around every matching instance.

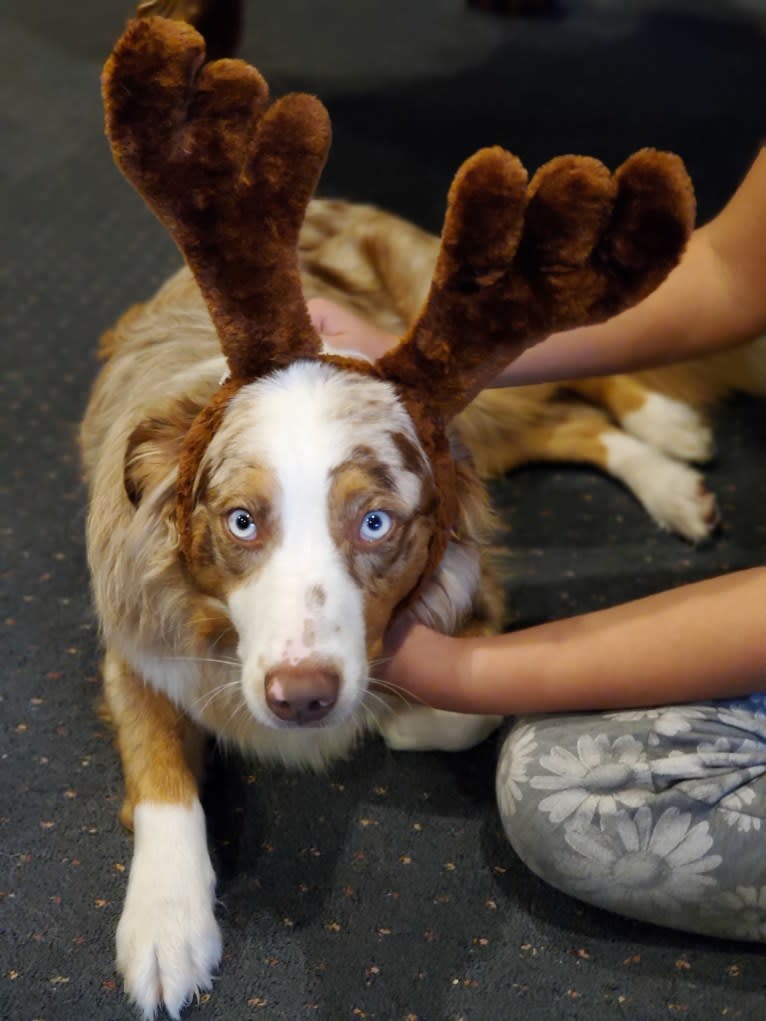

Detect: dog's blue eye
[359,510,393,542]
[227,509,257,542]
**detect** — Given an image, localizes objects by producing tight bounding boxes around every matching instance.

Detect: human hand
[308,297,398,363]
[370,614,469,712]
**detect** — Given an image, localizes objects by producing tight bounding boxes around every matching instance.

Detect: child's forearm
[389,568,766,714]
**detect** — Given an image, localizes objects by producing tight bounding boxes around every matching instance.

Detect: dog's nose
[264,664,340,725]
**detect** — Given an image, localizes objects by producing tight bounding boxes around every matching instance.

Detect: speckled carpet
[2,1,766,1019]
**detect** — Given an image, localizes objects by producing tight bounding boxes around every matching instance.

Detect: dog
[82,265,506,1015]
[83,15,721,1018]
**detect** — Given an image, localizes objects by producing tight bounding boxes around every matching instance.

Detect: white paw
[622,392,714,463]
[116,801,222,1020]
[604,431,719,542]
[381,706,502,752]
[643,464,719,542]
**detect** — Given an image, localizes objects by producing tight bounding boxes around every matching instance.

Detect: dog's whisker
[368,653,393,671]
[367,675,427,708]
[363,687,393,713]
[209,627,237,653]
[363,686,408,725]
[190,679,243,716]
[161,655,241,669]
[222,701,241,731]
[359,696,383,730]
[366,657,425,702]
[361,690,384,716]
[224,696,252,735]
[191,692,229,718]
[365,672,396,693]
[233,692,249,720]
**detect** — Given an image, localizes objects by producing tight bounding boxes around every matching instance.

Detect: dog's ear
[124,396,204,506]
[378,147,695,422]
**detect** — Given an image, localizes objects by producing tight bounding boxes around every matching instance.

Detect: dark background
[2,1,766,1018]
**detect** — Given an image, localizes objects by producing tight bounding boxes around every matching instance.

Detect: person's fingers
[307,297,360,337]
[307,297,398,360]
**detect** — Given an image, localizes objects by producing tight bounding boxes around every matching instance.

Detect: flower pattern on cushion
[560,806,722,915]
[496,722,537,819]
[530,733,651,825]
[707,886,766,941]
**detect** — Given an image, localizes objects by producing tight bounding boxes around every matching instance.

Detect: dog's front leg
[103,652,221,1019]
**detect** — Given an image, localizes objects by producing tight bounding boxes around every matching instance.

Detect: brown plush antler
[379,146,695,421]
[102,15,330,381]
[373,146,694,597]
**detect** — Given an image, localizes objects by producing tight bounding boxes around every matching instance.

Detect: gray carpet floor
[2,1,766,1018]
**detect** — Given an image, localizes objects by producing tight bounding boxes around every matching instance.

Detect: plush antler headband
[103,16,695,589]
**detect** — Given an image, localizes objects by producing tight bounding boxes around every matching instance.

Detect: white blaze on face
[215,361,429,729]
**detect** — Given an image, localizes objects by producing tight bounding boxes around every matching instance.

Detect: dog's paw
[381,706,503,752]
[645,467,719,542]
[116,800,222,1020]
[621,391,714,463]
[604,432,719,542]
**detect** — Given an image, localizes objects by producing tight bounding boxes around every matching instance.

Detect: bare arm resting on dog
[384,568,766,714]
[311,146,766,381]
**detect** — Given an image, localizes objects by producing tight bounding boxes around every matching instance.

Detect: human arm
[380,567,766,714]
[311,148,766,384]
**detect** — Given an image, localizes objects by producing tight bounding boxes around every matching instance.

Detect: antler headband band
[103,16,695,590]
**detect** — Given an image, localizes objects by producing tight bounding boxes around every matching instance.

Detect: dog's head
[105,16,694,731]
[181,361,442,728]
